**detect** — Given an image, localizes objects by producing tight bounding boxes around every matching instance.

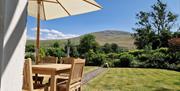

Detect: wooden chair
[58,57,76,80]
[56,58,85,91]
[41,56,58,64]
[39,56,58,84]
[22,58,48,91]
[60,57,74,64]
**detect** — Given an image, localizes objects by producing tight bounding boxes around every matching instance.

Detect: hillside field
[26,30,135,49]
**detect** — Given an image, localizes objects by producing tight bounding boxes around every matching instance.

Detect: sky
[27,0,180,40]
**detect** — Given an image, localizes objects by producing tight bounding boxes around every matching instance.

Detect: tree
[70,46,79,58]
[173,27,180,38]
[52,42,60,48]
[78,34,99,57]
[133,0,178,49]
[111,43,121,53]
[102,43,112,53]
[65,39,71,57]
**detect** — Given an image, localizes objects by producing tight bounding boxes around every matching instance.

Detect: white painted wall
[0,0,27,90]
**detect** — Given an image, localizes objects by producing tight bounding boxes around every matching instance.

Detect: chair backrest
[23,58,33,91]
[41,56,58,64]
[68,58,85,88]
[60,57,74,64]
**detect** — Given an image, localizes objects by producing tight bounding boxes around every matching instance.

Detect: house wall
[0,0,27,90]
[0,0,5,89]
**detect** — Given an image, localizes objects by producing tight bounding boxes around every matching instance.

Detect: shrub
[52,42,60,48]
[155,47,169,54]
[46,48,65,58]
[137,53,151,62]
[93,53,106,66]
[176,64,180,71]
[107,53,119,59]
[85,50,106,66]
[113,53,134,67]
[39,48,46,58]
[128,49,144,56]
[105,59,118,67]
[130,60,145,68]
[25,44,35,52]
[145,52,167,68]
[70,46,79,58]
[25,52,35,62]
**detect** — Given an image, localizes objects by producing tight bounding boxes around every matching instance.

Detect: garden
[25,0,180,90]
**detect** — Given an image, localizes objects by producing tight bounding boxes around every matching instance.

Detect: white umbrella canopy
[28,0,102,64]
[28,0,102,20]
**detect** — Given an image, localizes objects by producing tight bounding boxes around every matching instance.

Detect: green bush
[119,53,134,67]
[25,52,35,62]
[176,64,180,71]
[137,53,151,62]
[25,44,35,52]
[128,49,144,56]
[130,60,145,68]
[155,47,169,54]
[113,53,134,67]
[107,53,119,59]
[93,53,106,66]
[46,48,65,58]
[145,52,167,68]
[105,59,118,67]
[85,50,106,66]
[39,48,46,58]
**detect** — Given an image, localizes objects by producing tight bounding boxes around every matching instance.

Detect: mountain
[26,30,135,49]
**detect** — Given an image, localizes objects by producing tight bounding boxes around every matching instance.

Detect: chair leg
[78,87,81,91]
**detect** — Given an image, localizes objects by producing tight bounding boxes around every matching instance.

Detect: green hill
[26,30,135,49]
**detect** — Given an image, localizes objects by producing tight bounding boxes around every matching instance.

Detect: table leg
[50,75,56,91]
[35,74,38,84]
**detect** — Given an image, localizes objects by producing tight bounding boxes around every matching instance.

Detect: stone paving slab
[82,67,107,85]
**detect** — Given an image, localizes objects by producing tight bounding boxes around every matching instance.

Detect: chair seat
[23,88,44,91]
[56,81,82,91]
[57,74,69,80]
[57,83,67,91]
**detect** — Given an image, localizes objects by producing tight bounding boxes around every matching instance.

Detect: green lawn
[83,68,180,91]
[84,66,99,74]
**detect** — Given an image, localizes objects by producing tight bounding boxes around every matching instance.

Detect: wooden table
[32,64,71,91]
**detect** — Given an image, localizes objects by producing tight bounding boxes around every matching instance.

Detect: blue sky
[27,0,180,40]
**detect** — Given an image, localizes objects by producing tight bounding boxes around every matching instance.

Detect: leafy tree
[64,39,71,57]
[64,40,79,57]
[102,43,112,53]
[52,42,60,48]
[133,0,178,49]
[173,27,180,38]
[46,48,65,58]
[85,50,106,66]
[101,43,123,53]
[70,46,79,58]
[78,34,99,57]
[111,43,121,53]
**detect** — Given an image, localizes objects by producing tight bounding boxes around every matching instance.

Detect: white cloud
[28,28,80,40]
[27,35,35,40]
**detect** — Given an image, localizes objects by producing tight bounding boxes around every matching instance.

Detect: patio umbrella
[28,0,102,64]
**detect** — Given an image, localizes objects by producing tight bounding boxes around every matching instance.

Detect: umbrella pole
[35,0,41,85]
[35,1,41,65]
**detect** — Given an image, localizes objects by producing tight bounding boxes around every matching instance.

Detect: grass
[83,68,180,91]
[84,66,99,74]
